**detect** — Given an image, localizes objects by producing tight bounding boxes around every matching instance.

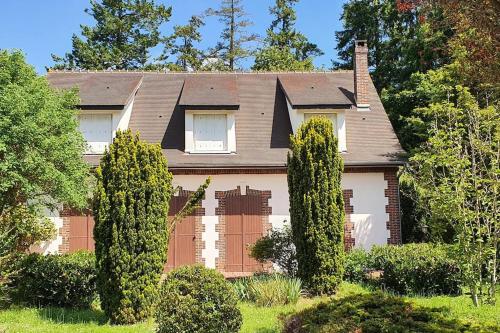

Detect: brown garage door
[164,195,196,271]
[225,192,263,272]
[68,213,95,252]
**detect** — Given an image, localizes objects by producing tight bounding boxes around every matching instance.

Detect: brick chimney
[354,40,370,111]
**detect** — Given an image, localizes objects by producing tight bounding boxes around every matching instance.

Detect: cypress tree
[287,117,345,295]
[93,130,173,324]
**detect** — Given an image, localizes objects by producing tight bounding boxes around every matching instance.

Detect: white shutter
[78,114,112,154]
[193,114,227,151]
[304,113,337,135]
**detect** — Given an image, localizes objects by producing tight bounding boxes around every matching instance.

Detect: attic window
[193,114,227,152]
[304,113,338,136]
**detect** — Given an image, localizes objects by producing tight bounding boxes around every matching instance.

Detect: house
[42,41,404,275]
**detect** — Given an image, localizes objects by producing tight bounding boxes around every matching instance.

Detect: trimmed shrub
[13,251,96,308]
[343,244,461,295]
[344,248,371,283]
[232,274,302,307]
[156,265,242,333]
[250,225,297,276]
[371,243,461,296]
[93,130,173,324]
[288,117,345,295]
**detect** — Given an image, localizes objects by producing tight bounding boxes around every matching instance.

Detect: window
[193,114,228,152]
[304,113,337,135]
[78,114,112,154]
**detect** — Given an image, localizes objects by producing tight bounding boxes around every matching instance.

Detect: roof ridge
[47,69,354,74]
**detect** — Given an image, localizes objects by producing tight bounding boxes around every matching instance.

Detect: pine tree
[205,0,258,70]
[287,117,345,295]
[93,130,173,324]
[52,0,171,70]
[159,15,205,71]
[252,0,322,71]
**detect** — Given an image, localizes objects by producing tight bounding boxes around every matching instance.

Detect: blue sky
[0,0,348,74]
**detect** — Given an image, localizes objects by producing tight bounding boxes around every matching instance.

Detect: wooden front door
[225,192,263,272]
[69,213,95,252]
[164,196,196,271]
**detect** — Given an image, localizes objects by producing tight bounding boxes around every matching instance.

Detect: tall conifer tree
[52,0,171,70]
[253,0,322,71]
[93,130,173,324]
[205,0,258,70]
[287,117,345,295]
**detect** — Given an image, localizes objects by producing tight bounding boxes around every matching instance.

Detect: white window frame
[78,113,113,154]
[185,110,236,154]
[302,110,347,152]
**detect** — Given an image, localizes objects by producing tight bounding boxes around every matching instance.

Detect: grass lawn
[0,283,498,333]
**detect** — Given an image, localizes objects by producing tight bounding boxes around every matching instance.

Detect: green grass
[0,283,498,333]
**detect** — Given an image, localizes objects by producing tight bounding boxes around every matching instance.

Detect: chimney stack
[354,40,370,111]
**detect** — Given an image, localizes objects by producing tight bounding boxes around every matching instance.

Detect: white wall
[342,173,389,249]
[173,171,389,267]
[36,208,63,254]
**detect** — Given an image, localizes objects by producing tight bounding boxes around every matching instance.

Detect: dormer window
[78,114,112,154]
[193,114,228,152]
[185,110,236,154]
[304,112,338,136]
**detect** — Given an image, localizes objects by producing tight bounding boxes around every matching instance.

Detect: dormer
[52,73,143,154]
[179,76,238,154]
[278,74,350,152]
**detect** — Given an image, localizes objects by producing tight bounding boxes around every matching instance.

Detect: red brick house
[41,41,404,275]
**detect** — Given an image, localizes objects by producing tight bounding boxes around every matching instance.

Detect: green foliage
[155,265,242,333]
[205,0,258,71]
[52,0,172,69]
[334,0,450,90]
[159,15,205,71]
[13,252,96,308]
[252,0,321,71]
[343,248,371,284]
[372,244,462,296]
[252,46,313,71]
[233,274,302,307]
[344,244,462,296]
[0,50,89,252]
[250,225,297,276]
[287,117,345,295]
[93,130,173,324]
[283,291,500,333]
[403,83,499,305]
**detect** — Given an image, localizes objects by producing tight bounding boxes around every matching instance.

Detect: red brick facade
[384,170,402,244]
[343,189,355,250]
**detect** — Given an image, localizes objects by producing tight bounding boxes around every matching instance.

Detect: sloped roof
[46,71,405,168]
[48,72,143,106]
[179,75,239,106]
[278,73,352,107]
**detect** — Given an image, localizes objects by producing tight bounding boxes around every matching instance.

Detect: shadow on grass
[284,292,500,333]
[37,307,109,325]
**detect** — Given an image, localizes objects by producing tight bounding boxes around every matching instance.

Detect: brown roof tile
[47,71,405,168]
[179,75,239,106]
[47,72,143,106]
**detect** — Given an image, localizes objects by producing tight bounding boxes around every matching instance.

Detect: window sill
[185,151,236,155]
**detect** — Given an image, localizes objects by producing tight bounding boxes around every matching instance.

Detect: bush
[371,243,461,296]
[344,248,371,283]
[13,251,96,308]
[232,274,302,307]
[283,292,500,333]
[250,225,297,276]
[288,117,345,295]
[156,265,242,333]
[344,244,461,295]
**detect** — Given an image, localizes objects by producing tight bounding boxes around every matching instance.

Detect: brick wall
[343,189,355,250]
[384,170,402,244]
